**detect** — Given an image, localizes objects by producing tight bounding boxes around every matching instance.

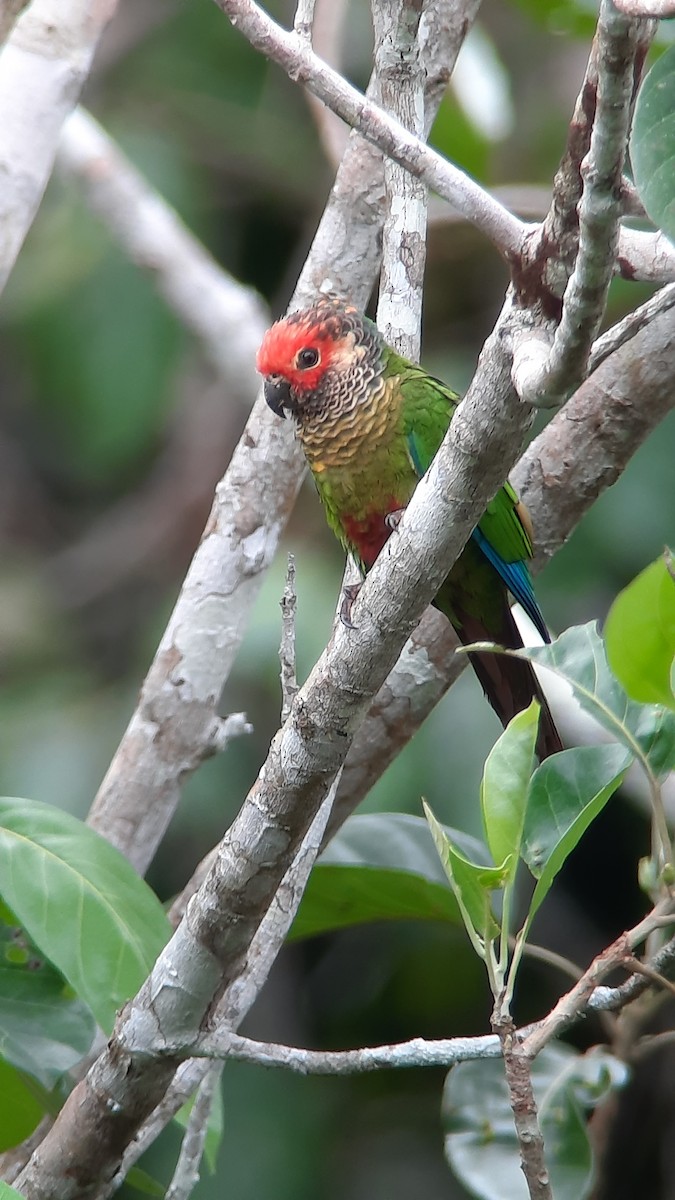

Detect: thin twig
[632,1030,675,1062]
[303,0,350,165]
[495,1015,552,1200]
[522,904,674,1059]
[623,956,675,1000]
[279,554,299,724]
[133,934,675,1078]
[165,1066,222,1200]
[192,1029,505,1072]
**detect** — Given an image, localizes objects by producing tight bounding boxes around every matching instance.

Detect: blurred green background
[0,0,673,1195]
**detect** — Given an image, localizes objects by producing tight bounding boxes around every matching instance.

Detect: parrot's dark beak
[264,376,292,419]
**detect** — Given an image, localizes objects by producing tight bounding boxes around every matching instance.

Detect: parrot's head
[256,300,381,423]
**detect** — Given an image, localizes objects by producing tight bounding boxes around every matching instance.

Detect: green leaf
[0,797,171,1033]
[631,45,675,242]
[424,803,505,950]
[605,554,675,710]
[124,1167,167,1198]
[443,1045,625,1200]
[0,1181,25,1198]
[290,813,489,941]
[0,1058,44,1152]
[508,0,596,38]
[480,701,539,884]
[0,917,96,1087]
[175,1077,224,1175]
[522,746,631,929]
[517,622,675,775]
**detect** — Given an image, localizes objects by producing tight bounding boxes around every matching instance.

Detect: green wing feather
[395,363,548,640]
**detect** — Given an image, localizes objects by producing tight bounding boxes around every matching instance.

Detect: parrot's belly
[342,502,400,570]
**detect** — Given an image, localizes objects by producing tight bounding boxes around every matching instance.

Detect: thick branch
[373,0,427,358]
[16,283,542,1200]
[512,1,647,408]
[108,774,342,1195]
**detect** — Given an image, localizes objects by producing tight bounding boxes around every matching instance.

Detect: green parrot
[257,298,562,759]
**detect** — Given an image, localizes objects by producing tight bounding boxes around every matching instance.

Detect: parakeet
[256,299,562,759]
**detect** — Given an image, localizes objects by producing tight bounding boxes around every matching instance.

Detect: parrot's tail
[454,605,564,761]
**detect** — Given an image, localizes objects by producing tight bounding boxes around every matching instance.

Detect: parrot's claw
[385,508,405,532]
[339,583,362,629]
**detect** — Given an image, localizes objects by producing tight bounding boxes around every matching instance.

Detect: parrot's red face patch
[256,311,356,395]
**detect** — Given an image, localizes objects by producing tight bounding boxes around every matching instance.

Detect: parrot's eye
[296,347,319,370]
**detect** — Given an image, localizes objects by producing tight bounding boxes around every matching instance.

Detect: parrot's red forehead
[256,304,361,392]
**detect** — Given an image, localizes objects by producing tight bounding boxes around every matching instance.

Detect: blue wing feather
[471,528,550,644]
[406,430,550,644]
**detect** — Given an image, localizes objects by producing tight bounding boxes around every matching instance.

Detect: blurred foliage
[0,0,674,1196]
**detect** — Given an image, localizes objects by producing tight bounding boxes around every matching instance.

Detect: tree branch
[103,772,343,1197]
[512,1,649,408]
[14,227,553,1200]
[0,0,120,294]
[164,1066,222,1200]
[522,906,674,1059]
[616,227,675,283]
[495,1016,552,1200]
[0,0,30,45]
[84,0,471,874]
[111,926,675,1082]
[326,293,675,833]
[57,107,269,393]
[372,0,427,358]
[614,0,675,13]
[211,0,525,258]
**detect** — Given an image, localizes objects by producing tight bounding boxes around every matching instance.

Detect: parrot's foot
[340,583,362,629]
[385,508,405,532]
